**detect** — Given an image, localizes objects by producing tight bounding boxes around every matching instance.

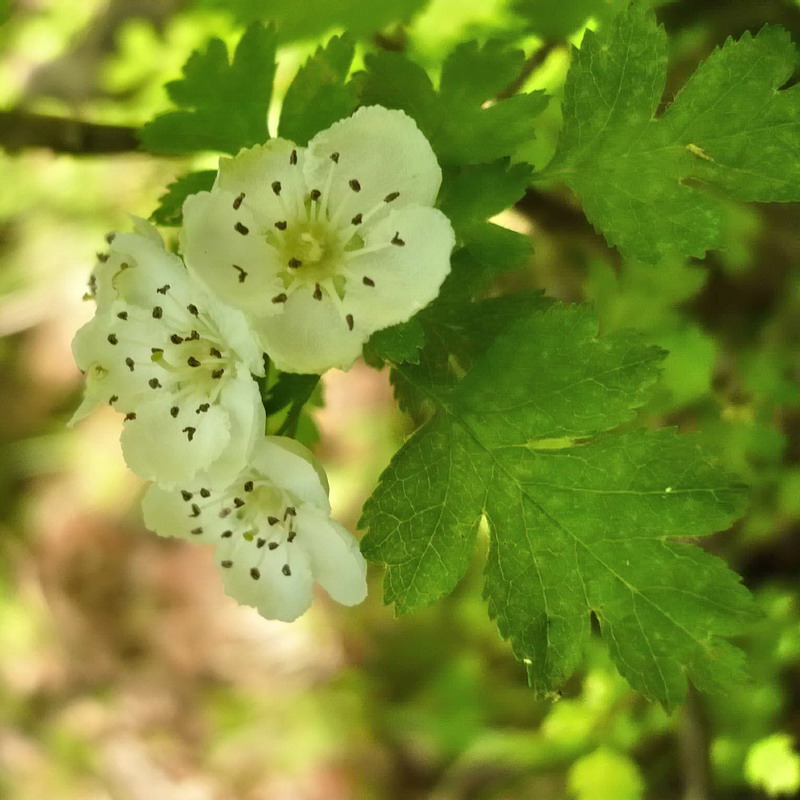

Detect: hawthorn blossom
[72,223,265,488]
[142,436,368,621]
[181,105,455,374]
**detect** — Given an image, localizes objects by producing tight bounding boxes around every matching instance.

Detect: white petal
[120,393,231,487]
[305,106,442,228]
[110,232,186,309]
[217,535,315,622]
[129,216,163,244]
[203,296,265,377]
[192,375,265,489]
[215,139,308,230]
[296,506,367,607]
[251,436,330,512]
[181,190,285,316]
[344,205,454,331]
[141,483,214,543]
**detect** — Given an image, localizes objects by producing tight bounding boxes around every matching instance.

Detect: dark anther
[221,560,233,568]
[284,506,296,518]
[250,568,260,580]
[157,284,170,295]
[234,221,249,236]
[233,192,245,210]
[187,356,201,367]
[117,311,128,320]
[97,252,109,263]
[384,191,400,203]
[288,258,302,268]
[170,334,184,344]
[289,150,297,165]
[233,497,245,508]
[267,516,279,526]
[271,181,282,195]
[287,531,296,543]
[209,347,222,358]
[109,395,119,405]
[188,330,200,340]
[125,357,135,372]
[346,313,354,331]
[232,265,248,283]
[196,403,210,414]
[170,406,180,418]
[105,232,116,244]
[181,490,193,501]
[257,538,266,548]
[107,333,118,345]
[275,220,287,230]
[124,412,137,421]
[183,426,196,442]
[349,179,361,192]
[191,527,203,536]
[211,368,224,379]
[313,284,323,301]
[244,480,254,492]
[219,508,232,518]
[391,232,405,246]
[330,152,339,163]
[200,488,211,498]
[362,276,375,287]
[188,304,199,316]
[309,189,321,201]
[148,378,161,389]
[151,347,163,354]
[272,293,287,304]
[268,542,279,550]
[282,564,292,576]
[190,504,201,517]
[351,213,363,225]
[152,306,163,319]
[222,530,233,538]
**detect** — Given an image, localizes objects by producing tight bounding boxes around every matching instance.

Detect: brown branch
[497,40,559,100]
[0,110,139,155]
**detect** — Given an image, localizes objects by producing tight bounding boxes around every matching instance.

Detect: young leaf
[151,170,216,226]
[139,23,277,155]
[361,304,755,705]
[278,34,357,146]
[545,7,800,263]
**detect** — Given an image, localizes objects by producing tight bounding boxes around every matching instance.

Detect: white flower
[142,436,368,621]
[72,223,265,488]
[180,105,455,374]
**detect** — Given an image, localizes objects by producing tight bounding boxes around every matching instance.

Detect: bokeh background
[1,0,800,798]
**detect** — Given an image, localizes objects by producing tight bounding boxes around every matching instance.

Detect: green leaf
[278,34,357,146]
[361,304,755,705]
[364,318,426,367]
[358,42,549,166]
[545,8,800,263]
[262,372,320,416]
[139,23,277,155]
[150,170,216,227]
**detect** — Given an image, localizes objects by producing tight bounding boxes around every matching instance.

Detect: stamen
[289,150,297,166]
[157,284,170,295]
[221,560,233,568]
[97,252,109,263]
[188,330,200,340]
[148,378,161,389]
[287,531,296,543]
[288,258,302,268]
[170,406,180,418]
[124,412,136,421]
[274,220,287,230]
[313,284,323,301]
[272,293,287,304]
[351,213,363,225]
[232,265,248,283]
[191,527,203,536]
[117,311,128,320]
[107,333,118,345]
[187,304,200,317]
[211,368,224,379]
[384,191,400,203]
[181,490,193,501]
[187,356,201,367]
[244,481,254,492]
[234,222,249,236]
[282,564,292,576]
[151,347,163,355]
[233,192,245,210]
[284,507,296,519]
[219,508,232,518]
[268,542,279,550]
[330,152,339,163]
[199,488,211,498]
[362,276,375,287]
[272,181,282,195]
[256,537,265,547]
[190,504,201,517]
[196,403,210,413]
[391,232,405,246]
[346,314,354,331]
[170,334,183,344]
[349,179,361,192]
[125,357,135,372]
[183,427,196,441]
[250,568,260,580]
[268,516,279,526]
[109,395,118,405]
[152,306,163,319]
[309,189,321,201]
[222,530,233,538]
[209,347,222,358]
[233,497,245,508]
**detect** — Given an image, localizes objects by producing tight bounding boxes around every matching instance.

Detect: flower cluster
[72,106,454,620]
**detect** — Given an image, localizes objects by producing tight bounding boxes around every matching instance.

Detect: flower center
[273,219,345,286]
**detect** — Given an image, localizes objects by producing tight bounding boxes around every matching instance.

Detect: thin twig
[0,110,139,155]
[497,40,559,100]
